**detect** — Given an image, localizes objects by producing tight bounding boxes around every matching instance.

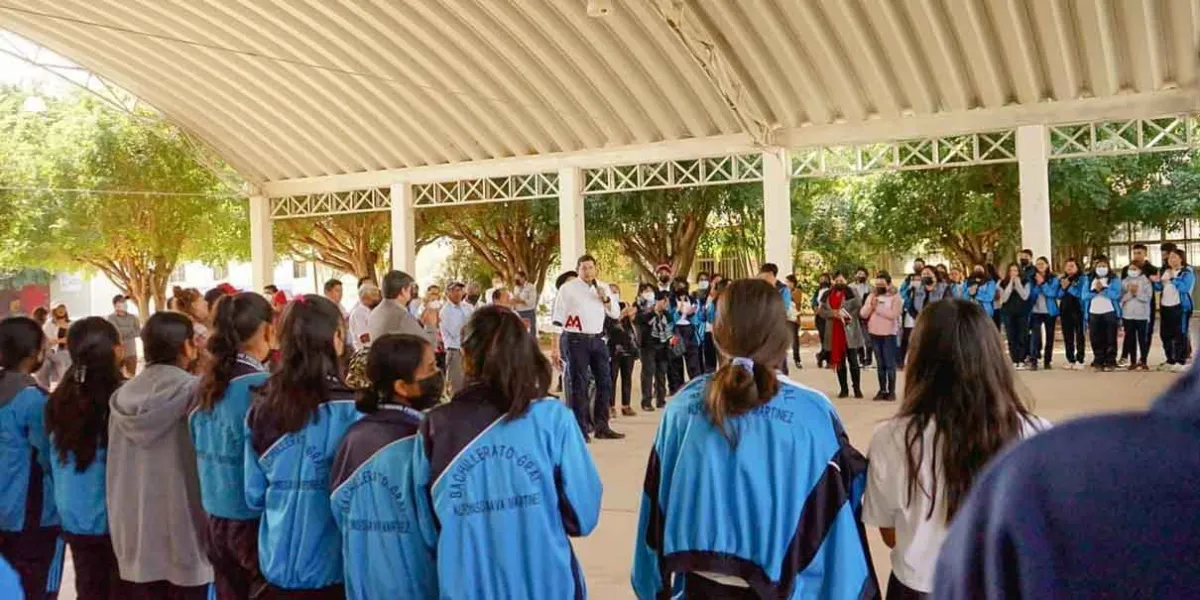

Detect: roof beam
[262,88,1200,197]
[648,0,774,144]
[1120,0,1162,93]
[1075,0,1121,96]
[1165,0,1199,87]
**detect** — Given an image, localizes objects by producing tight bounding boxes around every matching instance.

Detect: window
[1108,245,1130,268]
[292,261,309,279]
[168,265,186,284]
[210,264,228,281]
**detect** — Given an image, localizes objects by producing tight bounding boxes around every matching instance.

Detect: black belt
[565,332,602,339]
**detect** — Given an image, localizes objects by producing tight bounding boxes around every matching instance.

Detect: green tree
[0,90,247,315]
[867,164,1020,268]
[416,199,559,293]
[587,184,761,281]
[275,213,392,282]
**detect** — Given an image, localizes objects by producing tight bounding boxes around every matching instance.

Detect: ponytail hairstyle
[356,334,430,414]
[705,279,792,447]
[45,317,123,471]
[173,286,204,320]
[461,305,551,419]
[260,295,345,433]
[197,292,273,412]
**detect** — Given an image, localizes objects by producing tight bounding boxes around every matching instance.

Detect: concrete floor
[57,350,1177,599]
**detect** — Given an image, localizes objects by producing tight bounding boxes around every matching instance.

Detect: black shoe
[1043,363,1052,370]
[837,390,849,399]
[1028,363,1039,372]
[886,393,897,401]
[872,392,887,401]
[641,402,654,412]
[656,401,666,409]
[594,428,626,440]
[584,435,592,444]
[794,361,803,370]
[853,390,864,399]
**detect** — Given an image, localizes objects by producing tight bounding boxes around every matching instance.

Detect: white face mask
[641,292,655,302]
[698,280,710,290]
[1096,267,1109,277]
[1128,269,1141,278]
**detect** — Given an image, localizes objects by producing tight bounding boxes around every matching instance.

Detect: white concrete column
[558,167,585,267]
[248,195,274,292]
[762,149,793,276]
[1017,125,1052,262]
[390,182,416,274]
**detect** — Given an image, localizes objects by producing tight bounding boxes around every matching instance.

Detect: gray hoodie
[1121,273,1153,320]
[106,364,212,587]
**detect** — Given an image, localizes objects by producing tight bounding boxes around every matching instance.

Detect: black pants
[886,573,929,600]
[125,581,210,600]
[206,516,263,600]
[835,350,862,394]
[702,332,718,374]
[899,325,913,367]
[64,533,128,600]
[0,526,60,600]
[1122,319,1150,366]
[1004,312,1029,364]
[1089,312,1120,367]
[667,325,701,393]
[788,321,802,365]
[610,354,636,407]
[1124,303,1159,359]
[566,334,612,435]
[814,315,828,366]
[1029,313,1057,366]
[1061,304,1086,365]
[1161,305,1187,364]
[639,346,668,407]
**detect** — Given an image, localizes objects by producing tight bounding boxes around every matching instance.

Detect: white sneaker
[1173,364,1189,373]
[1117,358,1129,368]
[1156,363,1173,372]
[1014,362,1027,371]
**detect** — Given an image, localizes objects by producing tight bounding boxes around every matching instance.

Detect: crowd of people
[0,248,1196,600]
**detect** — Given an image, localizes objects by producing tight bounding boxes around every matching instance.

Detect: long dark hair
[260,295,345,433]
[45,318,123,471]
[461,305,550,419]
[143,312,195,366]
[705,279,791,447]
[197,292,273,412]
[999,262,1021,287]
[899,299,1034,521]
[0,316,44,370]
[357,334,430,414]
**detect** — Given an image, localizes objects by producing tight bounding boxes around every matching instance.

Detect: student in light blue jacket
[190,292,274,599]
[960,264,999,319]
[245,295,362,596]
[0,317,60,600]
[1028,257,1063,370]
[1155,248,1196,370]
[1058,258,1091,369]
[413,306,602,600]
[632,280,875,600]
[44,318,126,599]
[1083,255,1123,371]
[331,334,442,600]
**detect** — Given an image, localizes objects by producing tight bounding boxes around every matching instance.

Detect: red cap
[272,290,288,306]
[217,283,238,295]
[655,263,672,274]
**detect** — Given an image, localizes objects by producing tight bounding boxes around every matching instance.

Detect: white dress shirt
[439,300,474,350]
[513,283,538,312]
[551,278,619,335]
[348,302,372,350]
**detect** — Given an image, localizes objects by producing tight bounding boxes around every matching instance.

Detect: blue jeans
[565,334,612,435]
[871,335,898,395]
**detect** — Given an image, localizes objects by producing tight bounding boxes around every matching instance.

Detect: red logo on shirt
[565,315,582,330]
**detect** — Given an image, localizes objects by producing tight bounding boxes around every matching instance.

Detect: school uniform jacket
[190,356,269,521]
[1064,275,1091,322]
[412,384,603,600]
[48,445,107,536]
[0,371,57,533]
[1153,266,1196,327]
[1082,275,1124,319]
[632,375,878,600]
[1028,275,1062,318]
[245,381,362,590]
[330,404,437,600]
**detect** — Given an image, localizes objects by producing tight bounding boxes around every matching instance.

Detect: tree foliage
[587,184,761,281]
[275,213,391,282]
[0,88,246,315]
[417,199,559,293]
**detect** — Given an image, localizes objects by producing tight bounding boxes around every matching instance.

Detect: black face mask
[875,286,887,295]
[922,276,935,286]
[412,371,444,411]
[466,294,481,304]
[857,276,867,283]
[658,275,671,284]
[819,281,830,288]
[833,282,848,291]
[972,273,985,282]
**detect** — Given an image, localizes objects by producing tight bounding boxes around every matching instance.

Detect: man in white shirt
[512,269,539,335]
[551,254,624,441]
[348,283,382,351]
[439,282,474,395]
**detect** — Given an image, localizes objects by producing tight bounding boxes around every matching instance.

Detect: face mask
[857,276,867,283]
[675,287,688,295]
[412,371,444,411]
[875,286,887,295]
[1128,269,1141,278]
[819,280,830,288]
[973,271,985,279]
[467,294,481,304]
[922,276,934,286]
[698,280,710,290]
[833,282,847,290]
[1095,267,1109,277]
[641,291,655,302]
[658,275,670,284]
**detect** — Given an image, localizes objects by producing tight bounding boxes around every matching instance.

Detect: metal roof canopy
[3,0,1199,196]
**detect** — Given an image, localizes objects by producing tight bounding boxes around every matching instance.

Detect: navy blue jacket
[331,404,437,600]
[0,370,57,532]
[633,375,877,599]
[934,364,1200,598]
[190,356,269,521]
[245,380,362,590]
[413,384,602,599]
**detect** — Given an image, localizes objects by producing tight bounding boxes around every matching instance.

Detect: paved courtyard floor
[57,350,1179,599]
